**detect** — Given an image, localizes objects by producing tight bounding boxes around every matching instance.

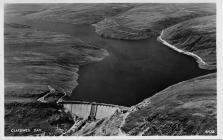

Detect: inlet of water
[5,16,214,106]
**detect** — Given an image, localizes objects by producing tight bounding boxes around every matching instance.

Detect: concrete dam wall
[62,101,129,119]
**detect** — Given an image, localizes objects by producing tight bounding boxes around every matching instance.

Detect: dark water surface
[6,16,213,106]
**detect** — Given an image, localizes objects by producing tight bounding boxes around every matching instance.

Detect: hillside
[160,15,216,70]
[4,22,108,136]
[4,22,108,102]
[4,3,217,136]
[94,3,215,40]
[24,4,134,24]
[71,73,216,136]
[21,3,216,70]
[8,4,215,40]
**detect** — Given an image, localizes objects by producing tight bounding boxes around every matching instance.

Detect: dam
[61,101,129,120]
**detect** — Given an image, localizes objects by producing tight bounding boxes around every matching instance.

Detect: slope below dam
[8,17,214,107]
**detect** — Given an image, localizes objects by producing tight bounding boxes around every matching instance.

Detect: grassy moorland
[121,73,216,135]
[5,22,107,102]
[72,73,216,136]
[19,3,216,70]
[4,4,132,136]
[160,15,216,70]
[4,3,216,136]
[4,102,74,136]
[4,22,107,136]
[5,4,52,16]
[24,4,134,24]
[94,3,215,40]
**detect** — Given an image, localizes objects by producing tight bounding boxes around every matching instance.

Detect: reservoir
[6,16,214,106]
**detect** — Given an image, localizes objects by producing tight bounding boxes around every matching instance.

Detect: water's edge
[60,27,214,106]
[158,30,216,70]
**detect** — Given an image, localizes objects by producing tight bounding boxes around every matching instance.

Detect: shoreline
[60,48,109,101]
[157,30,214,70]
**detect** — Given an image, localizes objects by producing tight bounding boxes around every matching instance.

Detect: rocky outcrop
[160,15,216,70]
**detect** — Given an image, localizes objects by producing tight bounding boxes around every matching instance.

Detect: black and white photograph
[1,0,222,138]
